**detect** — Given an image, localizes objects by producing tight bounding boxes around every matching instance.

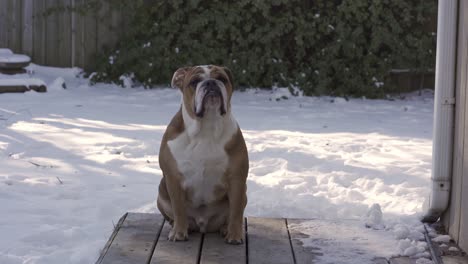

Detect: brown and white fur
[157,65,248,244]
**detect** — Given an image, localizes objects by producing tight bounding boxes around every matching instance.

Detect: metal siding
[444,0,466,243]
[443,0,468,253]
[458,0,468,251]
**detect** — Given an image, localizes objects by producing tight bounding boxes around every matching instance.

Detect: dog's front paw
[219,225,228,236]
[225,228,243,245]
[168,227,188,241]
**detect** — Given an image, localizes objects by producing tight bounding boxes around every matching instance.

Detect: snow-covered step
[0,78,47,93]
[0,51,31,70]
[0,48,14,55]
[96,213,431,264]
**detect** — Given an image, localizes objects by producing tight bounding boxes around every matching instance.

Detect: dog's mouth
[195,87,226,118]
[195,92,226,118]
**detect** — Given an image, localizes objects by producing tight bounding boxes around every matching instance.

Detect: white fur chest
[169,136,228,206]
[167,107,238,207]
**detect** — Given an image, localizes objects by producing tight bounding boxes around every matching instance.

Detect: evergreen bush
[91,0,436,98]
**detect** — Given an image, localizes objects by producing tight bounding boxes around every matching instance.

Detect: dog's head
[171,65,233,119]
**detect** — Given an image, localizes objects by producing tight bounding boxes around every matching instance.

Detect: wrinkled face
[171,65,233,119]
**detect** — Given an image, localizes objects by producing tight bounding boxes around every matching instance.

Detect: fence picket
[1,0,123,69]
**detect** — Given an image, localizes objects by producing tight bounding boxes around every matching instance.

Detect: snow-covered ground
[0,65,435,263]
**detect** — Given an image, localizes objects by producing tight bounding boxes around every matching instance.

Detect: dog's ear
[171,67,191,90]
[223,67,234,87]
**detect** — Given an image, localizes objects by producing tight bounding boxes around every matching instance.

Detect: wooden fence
[0,0,436,91]
[0,0,125,70]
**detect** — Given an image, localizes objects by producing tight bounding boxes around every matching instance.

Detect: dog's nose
[204,80,218,91]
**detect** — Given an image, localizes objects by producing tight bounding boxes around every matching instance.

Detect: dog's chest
[168,135,229,206]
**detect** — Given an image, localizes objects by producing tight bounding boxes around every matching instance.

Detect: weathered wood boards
[150,221,202,264]
[247,217,295,264]
[0,79,47,93]
[96,213,433,264]
[442,256,468,264]
[96,213,164,264]
[200,222,246,264]
[287,219,320,264]
[388,257,416,264]
[0,0,126,69]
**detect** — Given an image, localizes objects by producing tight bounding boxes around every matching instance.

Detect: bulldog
[157,65,248,244]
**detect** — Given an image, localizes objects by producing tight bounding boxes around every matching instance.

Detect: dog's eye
[217,77,228,84]
[190,79,201,87]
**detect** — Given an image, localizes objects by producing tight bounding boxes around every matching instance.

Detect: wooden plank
[442,256,468,264]
[0,86,30,93]
[110,3,123,45]
[32,0,46,64]
[200,220,246,264]
[21,0,34,56]
[94,213,128,264]
[288,218,401,264]
[44,0,59,66]
[457,0,468,253]
[119,1,132,36]
[99,1,123,51]
[0,0,9,48]
[73,0,85,68]
[247,217,294,264]
[5,0,13,50]
[150,221,202,264]
[16,0,23,53]
[70,0,76,67]
[96,1,112,51]
[57,0,72,67]
[97,213,164,264]
[7,0,22,53]
[287,219,320,264]
[82,0,97,71]
[374,258,389,264]
[0,79,47,93]
[424,225,444,264]
[388,257,416,264]
[0,85,33,93]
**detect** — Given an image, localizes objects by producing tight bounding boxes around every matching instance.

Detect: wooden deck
[95,213,440,264]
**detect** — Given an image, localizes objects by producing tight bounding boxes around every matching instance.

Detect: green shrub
[91,0,436,98]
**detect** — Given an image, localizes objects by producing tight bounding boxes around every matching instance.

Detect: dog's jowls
[157,65,248,244]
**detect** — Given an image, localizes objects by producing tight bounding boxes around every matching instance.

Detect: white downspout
[422,0,458,223]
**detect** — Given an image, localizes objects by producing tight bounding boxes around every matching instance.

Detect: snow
[290,219,398,264]
[416,258,434,264]
[0,78,46,87]
[49,77,67,91]
[0,48,13,55]
[365,203,384,229]
[118,73,134,88]
[448,246,459,252]
[0,65,435,263]
[0,54,31,64]
[396,238,428,257]
[432,235,451,243]
[394,224,411,239]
